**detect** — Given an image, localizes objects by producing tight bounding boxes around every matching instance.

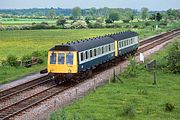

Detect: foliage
[56,18,66,27]
[21,55,31,62]
[105,18,113,24]
[71,20,87,29]
[122,104,135,117]
[122,19,130,23]
[124,56,138,77]
[109,12,119,22]
[165,103,175,112]
[166,9,180,21]
[48,7,56,19]
[72,7,81,19]
[141,8,149,20]
[6,54,19,67]
[166,40,180,73]
[156,13,162,21]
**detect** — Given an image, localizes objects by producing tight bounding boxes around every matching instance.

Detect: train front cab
[48,51,78,79]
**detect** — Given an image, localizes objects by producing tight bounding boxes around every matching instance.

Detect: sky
[0,0,179,11]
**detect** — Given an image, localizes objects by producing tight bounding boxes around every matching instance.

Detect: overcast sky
[0,0,179,10]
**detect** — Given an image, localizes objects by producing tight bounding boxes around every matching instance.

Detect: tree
[109,12,119,22]
[72,7,81,19]
[56,18,66,27]
[167,41,180,73]
[48,7,56,19]
[141,8,149,20]
[156,12,162,21]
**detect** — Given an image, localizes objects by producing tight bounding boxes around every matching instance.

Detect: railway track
[0,82,72,120]
[0,75,49,99]
[0,28,179,120]
[138,29,180,54]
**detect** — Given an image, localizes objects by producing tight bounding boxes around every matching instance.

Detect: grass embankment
[50,38,180,120]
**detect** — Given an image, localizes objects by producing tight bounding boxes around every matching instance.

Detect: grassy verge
[0,64,46,84]
[50,38,180,120]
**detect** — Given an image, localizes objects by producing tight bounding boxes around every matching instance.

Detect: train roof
[49,31,138,52]
[109,31,138,41]
[49,36,114,52]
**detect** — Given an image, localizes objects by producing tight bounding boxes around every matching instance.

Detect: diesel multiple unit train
[48,31,138,84]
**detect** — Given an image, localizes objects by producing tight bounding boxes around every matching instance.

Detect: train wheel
[55,78,60,85]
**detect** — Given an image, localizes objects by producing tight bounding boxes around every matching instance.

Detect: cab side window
[50,53,56,64]
[66,53,73,65]
[58,53,65,64]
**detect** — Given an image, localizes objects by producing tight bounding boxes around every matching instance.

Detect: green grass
[50,39,180,120]
[0,64,46,84]
[0,28,166,59]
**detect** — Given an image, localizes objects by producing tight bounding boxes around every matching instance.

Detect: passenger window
[102,47,104,54]
[50,53,56,64]
[111,44,113,50]
[98,47,101,55]
[90,50,93,58]
[58,53,64,64]
[66,53,73,65]
[80,52,83,61]
[109,44,111,51]
[85,51,88,59]
[106,46,108,52]
[119,42,121,48]
[94,49,97,56]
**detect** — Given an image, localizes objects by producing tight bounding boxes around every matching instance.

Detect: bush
[125,56,138,77]
[133,24,139,28]
[145,22,151,26]
[31,23,49,29]
[0,25,5,31]
[64,24,72,29]
[31,51,42,57]
[105,24,115,28]
[21,55,31,62]
[37,58,44,64]
[165,103,175,112]
[166,41,180,73]
[20,25,31,30]
[6,54,19,67]
[105,18,113,24]
[122,104,135,117]
[56,18,66,27]
[122,19,130,23]
[71,21,87,29]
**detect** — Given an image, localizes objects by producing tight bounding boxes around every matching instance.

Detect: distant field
[0,28,165,59]
[1,18,57,25]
